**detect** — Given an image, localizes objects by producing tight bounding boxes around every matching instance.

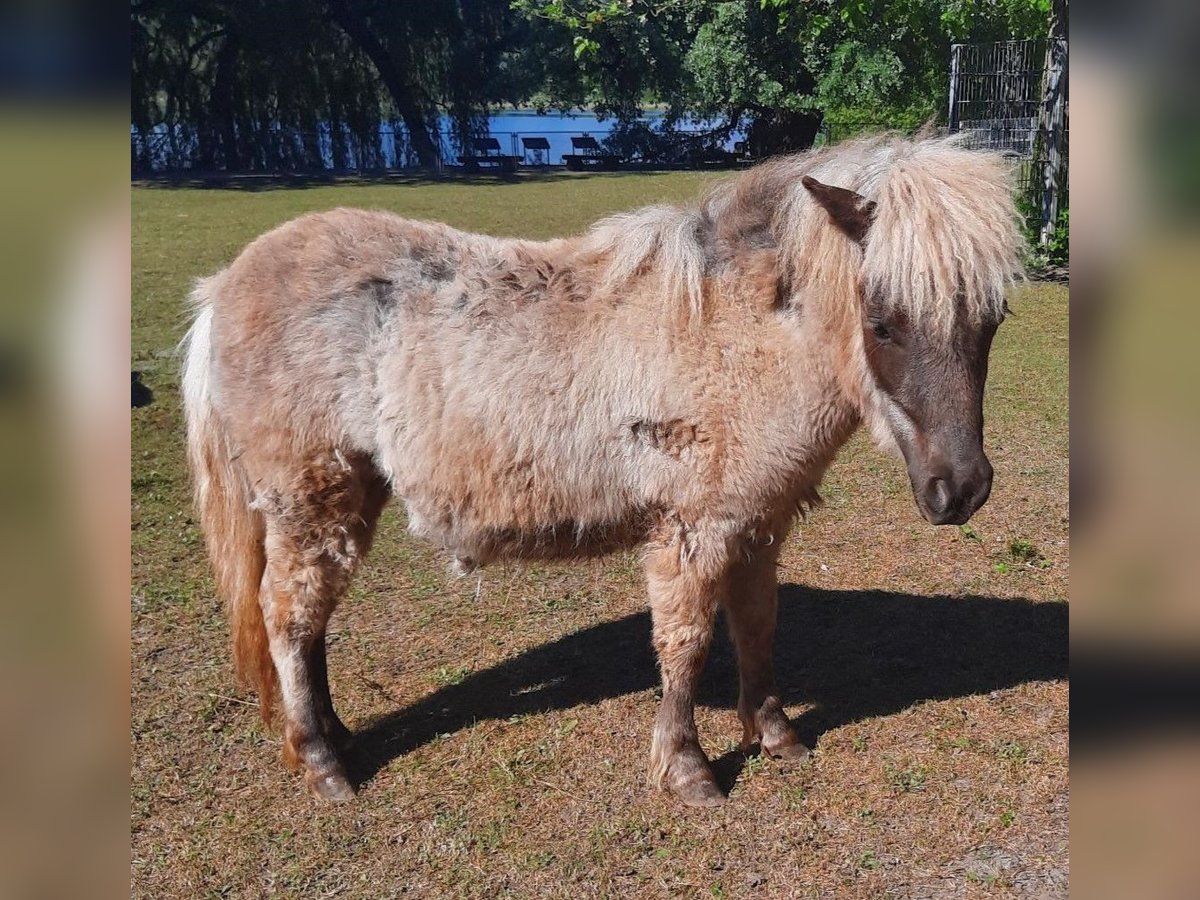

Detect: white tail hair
[181,278,277,718]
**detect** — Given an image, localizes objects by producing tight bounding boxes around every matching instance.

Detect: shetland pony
[183,135,1022,806]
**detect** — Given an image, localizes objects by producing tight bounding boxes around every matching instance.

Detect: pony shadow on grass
[348,586,1068,790]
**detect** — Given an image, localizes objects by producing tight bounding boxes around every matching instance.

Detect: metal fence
[949,40,1044,156]
[948,39,1069,208]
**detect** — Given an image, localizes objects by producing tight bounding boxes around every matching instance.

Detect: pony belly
[402,498,646,570]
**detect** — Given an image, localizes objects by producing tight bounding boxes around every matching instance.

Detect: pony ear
[801,175,877,245]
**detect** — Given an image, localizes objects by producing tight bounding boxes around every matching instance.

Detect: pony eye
[871,322,891,341]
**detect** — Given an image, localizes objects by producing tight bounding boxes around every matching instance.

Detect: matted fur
[182,133,1024,803]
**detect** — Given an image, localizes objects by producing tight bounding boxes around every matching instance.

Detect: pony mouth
[913,483,989,526]
[919,503,974,527]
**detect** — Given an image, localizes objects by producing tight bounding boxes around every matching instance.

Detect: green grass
[132,172,1068,900]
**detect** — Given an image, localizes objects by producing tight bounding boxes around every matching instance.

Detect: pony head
[802,139,1022,526]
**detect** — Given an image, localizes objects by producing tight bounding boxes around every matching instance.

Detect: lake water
[477,110,687,162]
[133,110,741,170]
[419,110,739,166]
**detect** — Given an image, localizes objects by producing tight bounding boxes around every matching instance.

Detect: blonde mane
[578,203,709,316]
[579,134,1025,334]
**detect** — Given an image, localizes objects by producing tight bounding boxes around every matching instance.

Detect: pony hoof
[671,775,727,808]
[658,745,725,807]
[306,768,356,802]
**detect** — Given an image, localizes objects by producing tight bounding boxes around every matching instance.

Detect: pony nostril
[964,461,994,512]
[925,478,953,515]
[969,475,993,511]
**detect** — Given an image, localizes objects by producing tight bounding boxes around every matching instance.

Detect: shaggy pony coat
[183,135,1023,804]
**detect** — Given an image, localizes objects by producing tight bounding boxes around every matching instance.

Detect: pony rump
[181,276,277,720]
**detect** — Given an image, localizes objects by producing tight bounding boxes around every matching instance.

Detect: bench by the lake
[521,136,552,166]
[459,137,520,173]
[562,135,621,171]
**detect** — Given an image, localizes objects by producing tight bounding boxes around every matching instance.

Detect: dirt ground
[132,173,1068,899]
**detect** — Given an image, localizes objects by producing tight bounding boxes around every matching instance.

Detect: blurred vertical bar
[948,44,961,133]
[0,1,128,897]
[1072,0,1200,896]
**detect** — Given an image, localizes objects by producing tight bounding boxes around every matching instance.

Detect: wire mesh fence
[948,39,1069,214]
[949,40,1044,156]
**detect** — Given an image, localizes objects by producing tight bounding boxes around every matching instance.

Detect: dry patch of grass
[132,173,1068,899]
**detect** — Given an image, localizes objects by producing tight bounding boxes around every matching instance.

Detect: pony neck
[781,232,873,424]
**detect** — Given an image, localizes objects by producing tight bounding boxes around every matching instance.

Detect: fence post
[948,44,961,133]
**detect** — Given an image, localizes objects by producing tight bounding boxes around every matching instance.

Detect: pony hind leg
[723,543,809,761]
[259,452,388,800]
[303,473,390,756]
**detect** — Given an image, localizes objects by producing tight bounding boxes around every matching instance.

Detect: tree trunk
[212,34,243,171]
[327,0,440,169]
[390,96,441,171]
[1037,0,1068,245]
[748,109,823,158]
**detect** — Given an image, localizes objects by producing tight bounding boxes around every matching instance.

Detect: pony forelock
[855,137,1024,335]
[776,134,1025,336]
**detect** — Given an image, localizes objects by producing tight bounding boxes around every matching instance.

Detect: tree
[132,0,542,171]
[515,0,1051,150]
[324,0,442,168]
[1036,0,1068,246]
[132,0,393,172]
[685,2,822,154]
[326,0,540,168]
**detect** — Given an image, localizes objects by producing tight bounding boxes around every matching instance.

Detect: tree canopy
[132,0,544,169]
[131,0,1051,170]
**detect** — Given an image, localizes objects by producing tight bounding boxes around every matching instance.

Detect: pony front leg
[724,544,810,761]
[305,626,354,753]
[644,526,727,807]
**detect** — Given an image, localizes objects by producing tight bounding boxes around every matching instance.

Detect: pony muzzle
[911,455,993,526]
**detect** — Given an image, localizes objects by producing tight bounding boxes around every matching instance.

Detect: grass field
[132,172,1068,899]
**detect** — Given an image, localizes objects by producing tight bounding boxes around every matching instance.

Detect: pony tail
[181,285,277,721]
